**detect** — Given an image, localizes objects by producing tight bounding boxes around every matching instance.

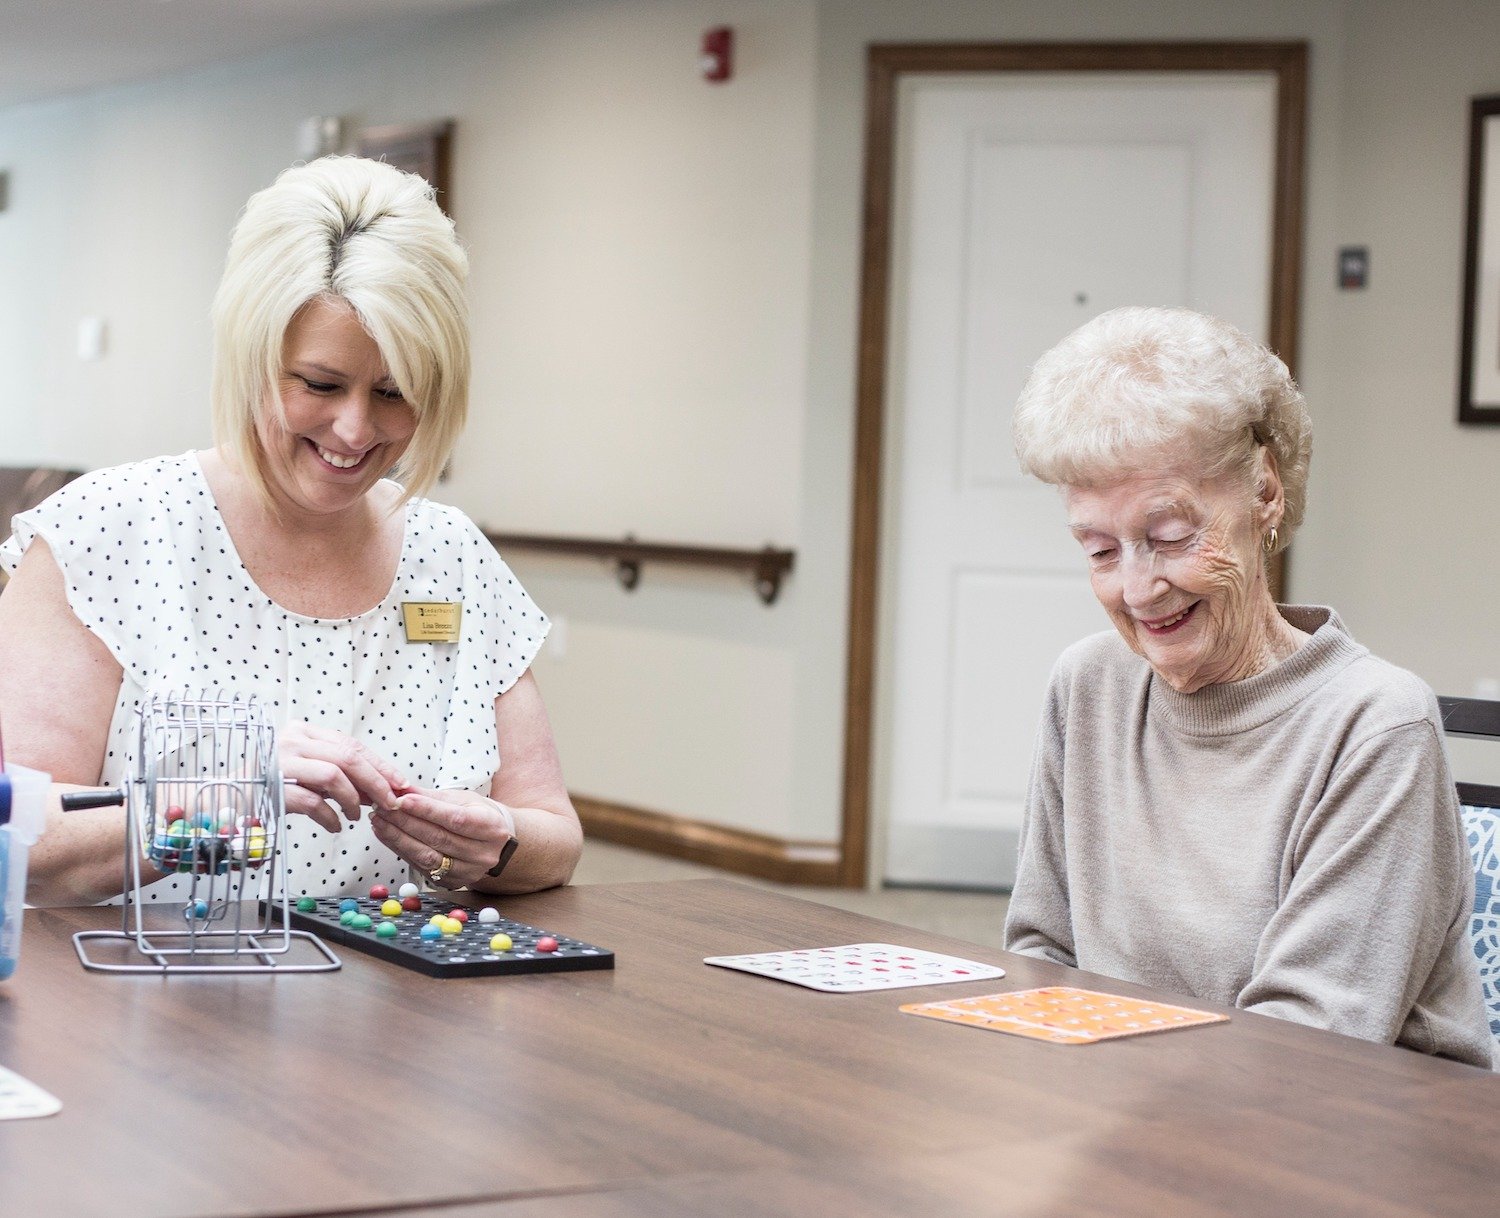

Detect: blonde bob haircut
[1012,306,1311,555]
[211,156,469,506]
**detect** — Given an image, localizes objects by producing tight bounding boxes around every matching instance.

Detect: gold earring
[1263,526,1279,556]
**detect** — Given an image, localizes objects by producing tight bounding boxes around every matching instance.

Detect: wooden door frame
[836,41,1308,886]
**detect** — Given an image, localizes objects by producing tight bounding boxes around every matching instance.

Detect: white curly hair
[1012,307,1311,554]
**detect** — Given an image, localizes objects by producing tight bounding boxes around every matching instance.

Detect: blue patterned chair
[1439,696,1500,1050]
[1459,803,1500,1044]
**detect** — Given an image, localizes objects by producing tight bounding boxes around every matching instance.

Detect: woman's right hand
[277,721,407,832]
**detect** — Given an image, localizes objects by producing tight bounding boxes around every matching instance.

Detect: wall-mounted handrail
[483,532,795,605]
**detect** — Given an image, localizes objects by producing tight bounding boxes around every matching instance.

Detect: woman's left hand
[369,788,516,890]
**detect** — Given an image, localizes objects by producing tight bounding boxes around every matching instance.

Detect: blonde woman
[1005,306,1491,1068]
[0,157,581,906]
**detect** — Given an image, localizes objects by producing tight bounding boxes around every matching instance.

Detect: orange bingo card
[900,986,1229,1045]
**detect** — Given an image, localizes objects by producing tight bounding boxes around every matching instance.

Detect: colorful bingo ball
[398,882,420,899]
[339,898,359,913]
[165,805,187,824]
[369,885,390,902]
[339,910,358,926]
[188,900,209,919]
[429,913,447,926]
[401,895,423,912]
[380,899,402,918]
[351,913,373,931]
[195,812,216,831]
[448,909,469,924]
[376,921,398,939]
[419,924,442,941]
[296,897,317,913]
[247,830,268,861]
[535,936,559,953]
[440,918,463,936]
[489,933,513,952]
[477,907,501,924]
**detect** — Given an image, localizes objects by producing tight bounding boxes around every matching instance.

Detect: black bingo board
[265,893,614,978]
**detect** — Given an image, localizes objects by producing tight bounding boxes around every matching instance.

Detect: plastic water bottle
[0,766,50,981]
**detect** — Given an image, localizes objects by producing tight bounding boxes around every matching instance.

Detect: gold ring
[428,854,453,886]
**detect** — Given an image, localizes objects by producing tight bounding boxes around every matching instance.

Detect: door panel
[963,139,1193,488]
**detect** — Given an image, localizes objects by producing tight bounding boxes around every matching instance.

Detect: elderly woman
[1004,306,1491,1067]
[0,157,581,906]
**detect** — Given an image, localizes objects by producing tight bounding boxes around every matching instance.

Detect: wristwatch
[486,835,518,878]
[486,799,518,877]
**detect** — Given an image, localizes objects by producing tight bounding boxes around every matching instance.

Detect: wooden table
[0,879,1495,1217]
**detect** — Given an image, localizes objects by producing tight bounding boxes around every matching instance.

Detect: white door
[882,73,1277,887]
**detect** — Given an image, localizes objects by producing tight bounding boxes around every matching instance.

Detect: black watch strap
[486,835,519,878]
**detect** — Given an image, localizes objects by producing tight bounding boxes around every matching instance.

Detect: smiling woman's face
[1064,456,1280,693]
[257,296,417,519]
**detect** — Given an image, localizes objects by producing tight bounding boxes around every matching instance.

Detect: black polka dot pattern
[0,452,549,904]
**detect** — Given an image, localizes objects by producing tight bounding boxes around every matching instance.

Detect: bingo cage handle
[60,787,127,812]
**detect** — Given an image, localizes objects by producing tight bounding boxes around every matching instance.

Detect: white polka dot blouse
[0,452,549,903]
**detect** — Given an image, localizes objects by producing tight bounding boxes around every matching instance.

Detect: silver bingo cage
[63,691,339,974]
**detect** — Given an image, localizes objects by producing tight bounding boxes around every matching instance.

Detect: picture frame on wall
[357,120,455,216]
[1459,96,1500,422]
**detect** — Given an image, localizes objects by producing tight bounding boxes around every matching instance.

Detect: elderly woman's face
[258,296,416,517]
[1065,461,1275,693]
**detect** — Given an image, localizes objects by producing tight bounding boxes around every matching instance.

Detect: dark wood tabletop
[0,878,1495,1218]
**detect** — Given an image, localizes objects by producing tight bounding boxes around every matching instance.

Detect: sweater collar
[1149,605,1367,735]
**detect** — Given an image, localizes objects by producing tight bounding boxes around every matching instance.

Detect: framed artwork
[1459,96,1500,422]
[357,120,455,216]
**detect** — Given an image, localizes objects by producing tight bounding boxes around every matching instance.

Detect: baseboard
[573,794,843,886]
[883,824,1019,890]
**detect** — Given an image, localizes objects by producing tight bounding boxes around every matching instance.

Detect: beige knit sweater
[1004,605,1493,1069]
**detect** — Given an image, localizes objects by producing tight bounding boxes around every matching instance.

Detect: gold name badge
[402,601,463,643]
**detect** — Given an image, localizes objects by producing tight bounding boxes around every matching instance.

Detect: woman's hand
[369,789,516,890]
[277,721,407,833]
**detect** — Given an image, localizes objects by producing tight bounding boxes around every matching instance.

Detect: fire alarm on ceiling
[701,26,733,83]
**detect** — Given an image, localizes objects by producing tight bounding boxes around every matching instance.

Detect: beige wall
[1294,0,1500,694]
[5,0,1500,855]
[0,0,824,841]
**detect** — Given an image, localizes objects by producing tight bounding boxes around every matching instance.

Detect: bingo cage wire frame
[62,691,340,974]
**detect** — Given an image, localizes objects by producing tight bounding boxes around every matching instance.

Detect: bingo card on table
[900,986,1229,1044]
[0,1066,61,1121]
[704,943,1005,992]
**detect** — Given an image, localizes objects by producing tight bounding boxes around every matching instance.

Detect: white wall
[6,0,1500,860]
[1292,0,1500,695]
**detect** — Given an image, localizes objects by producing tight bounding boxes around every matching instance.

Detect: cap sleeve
[455,512,549,698]
[1,463,175,688]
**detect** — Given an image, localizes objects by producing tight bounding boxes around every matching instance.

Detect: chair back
[1438,695,1500,1048]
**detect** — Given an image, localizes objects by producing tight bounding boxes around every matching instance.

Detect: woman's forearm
[467,800,581,896]
[25,785,145,907]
